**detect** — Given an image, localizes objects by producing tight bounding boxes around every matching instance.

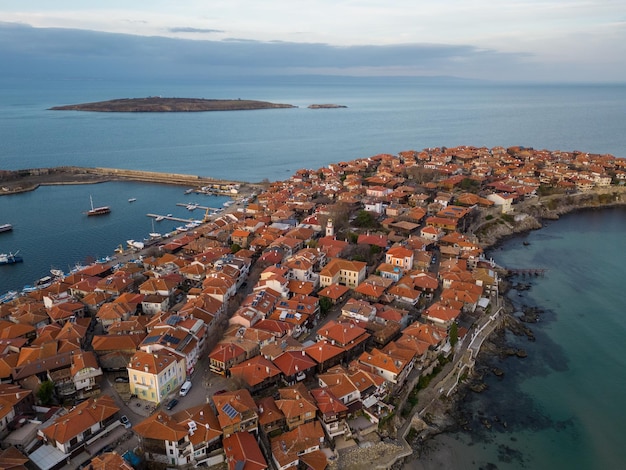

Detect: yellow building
[128,350,186,404]
[319,258,367,289]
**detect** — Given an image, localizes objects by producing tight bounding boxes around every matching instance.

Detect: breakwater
[0,166,256,195]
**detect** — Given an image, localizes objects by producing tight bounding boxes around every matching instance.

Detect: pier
[505,268,548,276]
[175,203,222,213]
[146,213,197,224]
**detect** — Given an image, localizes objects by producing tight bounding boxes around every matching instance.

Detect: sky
[1,1,625,82]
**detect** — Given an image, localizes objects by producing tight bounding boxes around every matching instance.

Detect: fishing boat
[127,239,145,250]
[50,268,65,278]
[0,290,18,303]
[0,223,13,233]
[86,195,111,216]
[35,276,52,289]
[0,251,23,265]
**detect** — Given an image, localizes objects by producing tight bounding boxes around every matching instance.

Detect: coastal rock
[307,104,347,109]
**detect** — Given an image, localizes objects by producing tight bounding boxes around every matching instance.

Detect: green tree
[449,322,459,347]
[354,210,379,228]
[37,380,55,405]
[230,243,241,253]
[319,297,333,316]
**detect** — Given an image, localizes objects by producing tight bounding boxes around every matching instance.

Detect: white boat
[35,276,52,289]
[155,215,165,222]
[0,290,18,303]
[0,251,23,265]
[128,198,137,203]
[186,203,199,211]
[127,239,145,250]
[0,223,13,233]
[50,268,65,278]
[148,219,162,241]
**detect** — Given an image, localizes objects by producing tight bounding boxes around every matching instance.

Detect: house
[71,351,103,400]
[341,298,377,322]
[38,395,120,456]
[223,431,268,470]
[270,421,326,470]
[304,341,345,373]
[209,338,259,376]
[275,384,318,430]
[229,355,282,393]
[319,258,367,289]
[317,320,370,361]
[127,350,186,404]
[272,350,317,385]
[358,348,410,386]
[133,412,194,466]
[212,389,259,438]
[256,396,286,435]
[385,246,414,270]
[310,387,349,439]
[422,302,462,328]
[89,452,134,470]
[486,192,516,213]
[0,384,33,441]
[171,403,223,465]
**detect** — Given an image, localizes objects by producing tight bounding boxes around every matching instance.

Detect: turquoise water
[409,208,626,469]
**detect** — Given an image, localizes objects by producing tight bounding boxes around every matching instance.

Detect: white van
[179,380,192,396]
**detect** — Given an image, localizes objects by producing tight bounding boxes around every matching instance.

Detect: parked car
[115,376,129,383]
[166,398,179,410]
[179,380,192,396]
[120,415,131,429]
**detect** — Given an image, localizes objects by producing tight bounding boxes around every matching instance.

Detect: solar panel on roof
[143,336,160,344]
[161,334,181,345]
[222,403,239,419]
[166,315,182,325]
[286,313,295,319]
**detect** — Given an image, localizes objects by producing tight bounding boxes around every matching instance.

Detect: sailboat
[86,195,111,216]
[147,218,162,242]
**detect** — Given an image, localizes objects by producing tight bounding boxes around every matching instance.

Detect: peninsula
[2,146,626,470]
[48,97,296,112]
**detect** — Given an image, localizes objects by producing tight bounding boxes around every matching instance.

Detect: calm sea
[406,208,626,470]
[1,77,626,468]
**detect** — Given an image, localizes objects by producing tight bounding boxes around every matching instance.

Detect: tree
[319,297,333,316]
[37,380,55,405]
[449,322,459,347]
[230,243,241,253]
[353,210,379,229]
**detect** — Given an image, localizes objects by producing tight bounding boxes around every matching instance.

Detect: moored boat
[0,251,23,265]
[127,239,145,250]
[0,290,18,303]
[86,195,111,216]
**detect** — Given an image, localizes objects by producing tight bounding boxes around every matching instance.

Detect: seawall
[0,166,257,196]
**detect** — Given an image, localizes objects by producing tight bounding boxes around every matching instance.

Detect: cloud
[0,22,604,82]
[168,27,224,34]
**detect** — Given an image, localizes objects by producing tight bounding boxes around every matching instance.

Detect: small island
[307,104,347,109]
[49,97,297,112]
